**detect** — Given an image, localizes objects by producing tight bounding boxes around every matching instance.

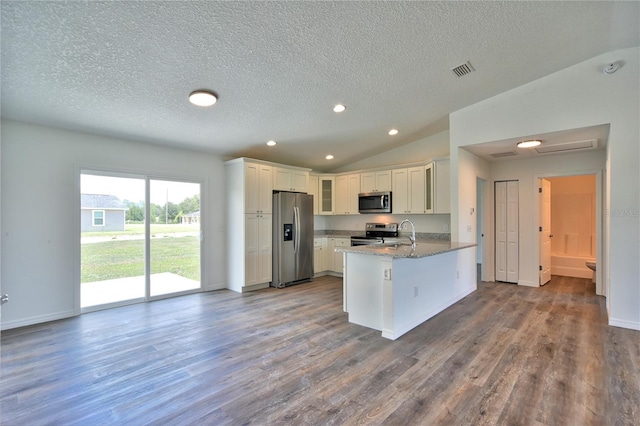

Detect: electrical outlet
[414,286,418,297]
[457,270,460,279]
[444,224,449,232]
[383,268,392,280]
[466,225,472,233]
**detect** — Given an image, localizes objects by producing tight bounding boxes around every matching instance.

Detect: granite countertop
[334,241,475,259]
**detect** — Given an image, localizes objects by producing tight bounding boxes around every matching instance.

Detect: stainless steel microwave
[358,192,392,214]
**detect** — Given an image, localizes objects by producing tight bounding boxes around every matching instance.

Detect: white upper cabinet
[360,170,392,193]
[434,158,451,214]
[392,166,425,214]
[308,174,319,215]
[273,167,309,192]
[245,162,273,214]
[319,176,335,215]
[335,174,360,215]
[425,159,451,214]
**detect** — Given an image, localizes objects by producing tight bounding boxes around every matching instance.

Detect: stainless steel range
[350,222,399,246]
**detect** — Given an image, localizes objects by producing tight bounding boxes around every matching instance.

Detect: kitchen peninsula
[335,241,476,340]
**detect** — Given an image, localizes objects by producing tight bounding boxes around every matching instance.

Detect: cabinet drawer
[333,238,350,248]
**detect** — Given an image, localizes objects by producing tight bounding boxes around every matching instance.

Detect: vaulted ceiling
[1,1,638,171]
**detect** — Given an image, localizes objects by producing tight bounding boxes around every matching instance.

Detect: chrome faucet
[399,219,416,249]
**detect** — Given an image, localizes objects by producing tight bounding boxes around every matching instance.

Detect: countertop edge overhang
[334,242,476,259]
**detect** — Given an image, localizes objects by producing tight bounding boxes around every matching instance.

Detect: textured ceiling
[1,1,638,172]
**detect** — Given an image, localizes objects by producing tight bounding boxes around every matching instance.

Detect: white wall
[489,151,605,287]
[1,120,227,329]
[325,214,450,235]
[329,130,450,173]
[451,47,639,330]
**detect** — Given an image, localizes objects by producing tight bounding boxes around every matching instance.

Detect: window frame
[92,209,105,227]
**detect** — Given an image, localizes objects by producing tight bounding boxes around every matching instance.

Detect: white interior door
[495,180,519,283]
[506,181,519,283]
[539,178,552,285]
[495,182,507,282]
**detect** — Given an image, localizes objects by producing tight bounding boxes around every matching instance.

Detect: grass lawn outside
[81,235,200,283]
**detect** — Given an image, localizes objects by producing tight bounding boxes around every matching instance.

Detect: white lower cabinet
[245,214,272,286]
[332,238,350,273]
[314,237,349,275]
[314,238,325,274]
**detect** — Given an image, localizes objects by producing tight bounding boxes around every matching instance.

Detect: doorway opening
[538,174,598,292]
[80,171,201,312]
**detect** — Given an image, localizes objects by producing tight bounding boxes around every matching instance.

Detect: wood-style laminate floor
[1,275,638,425]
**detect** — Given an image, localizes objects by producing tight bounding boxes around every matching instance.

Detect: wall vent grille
[491,151,518,158]
[452,61,475,77]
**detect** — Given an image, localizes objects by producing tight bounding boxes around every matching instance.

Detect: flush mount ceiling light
[326,154,334,160]
[188,90,218,107]
[517,140,542,148]
[388,129,399,136]
[266,140,277,146]
[333,104,346,113]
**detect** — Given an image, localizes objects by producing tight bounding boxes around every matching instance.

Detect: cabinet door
[434,159,451,214]
[347,174,360,214]
[326,238,335,271]
[424,162,434,214]
[335,175,349,214]
[273,167,292,191]
[257,214,272,284]
[309,175,319,215]
[333,238,349,273]
[319,177,335,215]
[244,214,259,285]
[376,170,392,192]
[244,164,260,213]
[360,172,376,193]
[258,165,273,213]
[291,170,308,192]
[392,169,408,214]
[408,166,425,214]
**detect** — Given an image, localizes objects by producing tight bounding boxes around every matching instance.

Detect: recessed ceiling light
[517,140,542,148]
[326,154,334,160]
[189,90,218,107]
[388,129,399,136]
[266,140,277,146]
[333,104,346,113]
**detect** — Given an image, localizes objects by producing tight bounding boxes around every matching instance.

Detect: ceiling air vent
[452,61,475,77]
[491,151,518,158]
[535,139,598,154]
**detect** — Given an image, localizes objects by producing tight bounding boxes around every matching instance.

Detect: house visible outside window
[93,210,105,226]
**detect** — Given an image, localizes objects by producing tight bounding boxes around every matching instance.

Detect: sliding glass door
[81,173,146,309]
[149,179,201,297]
[80,171,201,311]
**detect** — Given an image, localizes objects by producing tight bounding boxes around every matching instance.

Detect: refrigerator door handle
[293,206,299,254]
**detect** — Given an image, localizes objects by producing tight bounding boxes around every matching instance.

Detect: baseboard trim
[518,280,539,288]
[1,309,76,331]
[609,318,640,331]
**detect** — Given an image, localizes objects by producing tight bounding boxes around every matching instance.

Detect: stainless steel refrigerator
[272,192,314,288]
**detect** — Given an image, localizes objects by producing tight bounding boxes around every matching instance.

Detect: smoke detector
[603,62,619,75]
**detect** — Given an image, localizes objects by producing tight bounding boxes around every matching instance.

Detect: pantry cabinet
[226,158,311,292]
